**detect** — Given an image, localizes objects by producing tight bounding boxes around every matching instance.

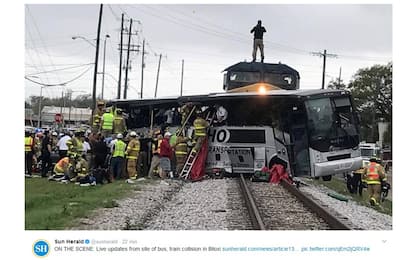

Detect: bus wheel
[322,175,332,181]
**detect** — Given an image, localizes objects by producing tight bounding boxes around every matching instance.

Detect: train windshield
[305,96,359,152]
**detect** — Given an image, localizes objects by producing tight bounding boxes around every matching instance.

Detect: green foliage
[25,179,134,230]
[29,94,99,115]
[347,62,392,142]
[327,78,346,90]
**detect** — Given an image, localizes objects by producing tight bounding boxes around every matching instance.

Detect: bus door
[287,105,311,176]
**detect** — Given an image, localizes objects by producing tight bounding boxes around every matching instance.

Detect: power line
[26,63,94,76]
[25,65,94,87]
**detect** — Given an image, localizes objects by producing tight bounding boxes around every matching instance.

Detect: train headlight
[258,85,266,95]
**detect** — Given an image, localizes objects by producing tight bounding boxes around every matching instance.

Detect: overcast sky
[25,4,392,102]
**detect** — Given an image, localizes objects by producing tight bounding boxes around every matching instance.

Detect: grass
[305,177,392,216]
[25,178,137,230]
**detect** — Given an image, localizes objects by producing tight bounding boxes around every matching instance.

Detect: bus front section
[303,93,362,180]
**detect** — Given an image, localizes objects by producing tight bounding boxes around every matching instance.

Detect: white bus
[109,87,362,181]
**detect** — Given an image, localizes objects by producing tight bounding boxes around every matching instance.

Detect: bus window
[305,97,359,152]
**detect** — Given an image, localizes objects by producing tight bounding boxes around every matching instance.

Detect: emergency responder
[138,133,150,178]
[25,130,35,177]
[40,130,52,177]
[174,135,189,174]
[125,131,140,183]
[91,100,105,133]
[113,108,127,135]
[100,107,114,137]
[71,155,89,182]
[351,166,364,196]
[111,133,127,180]
[147,130,163,178]
[363,157,387,206]
[159,132,173,184]
[51,131,59,151]
[49,156,71,181]
[67,131,83,162]
[180,103,193,126]
[192,110,209,152]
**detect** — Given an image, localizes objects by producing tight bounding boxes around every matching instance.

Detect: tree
[327,78,346,90]
[347,62,392,143]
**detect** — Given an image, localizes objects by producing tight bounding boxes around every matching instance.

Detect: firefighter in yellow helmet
[91,100,105,134]
[125,131,140,183]
[113,108,127,135]
[363,157,387,206]
[192,109,209,152]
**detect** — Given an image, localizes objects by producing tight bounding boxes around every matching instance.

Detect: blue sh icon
[33,240,50,257]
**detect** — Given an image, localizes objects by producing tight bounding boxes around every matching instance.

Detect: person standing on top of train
[250,20,266,63]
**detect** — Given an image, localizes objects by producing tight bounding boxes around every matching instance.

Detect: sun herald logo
[33,240,50,257]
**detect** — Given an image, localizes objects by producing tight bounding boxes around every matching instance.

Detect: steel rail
[281,180,351,230]
[238,174,266,230]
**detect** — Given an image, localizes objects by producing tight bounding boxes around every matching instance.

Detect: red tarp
[269,164,292,184]
[190,137,208,181]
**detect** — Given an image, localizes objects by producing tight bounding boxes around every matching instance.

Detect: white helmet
[116,133,123,139]
[164,132,172,138]
[52,131,58,136]
[130,131,137,137]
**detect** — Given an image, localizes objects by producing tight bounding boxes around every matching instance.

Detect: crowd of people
[24,102,216,187]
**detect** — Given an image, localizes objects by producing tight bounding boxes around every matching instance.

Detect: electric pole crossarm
[311,49,337,89]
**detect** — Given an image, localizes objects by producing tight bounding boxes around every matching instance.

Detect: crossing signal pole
[311,49,337,89]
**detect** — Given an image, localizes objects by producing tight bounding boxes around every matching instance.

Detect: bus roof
[222,61,300,79]
[108,89,350,108]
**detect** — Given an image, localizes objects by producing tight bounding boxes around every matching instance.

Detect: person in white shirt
[57,133,71,159]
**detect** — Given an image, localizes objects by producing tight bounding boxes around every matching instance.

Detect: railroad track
[238,174,351,230]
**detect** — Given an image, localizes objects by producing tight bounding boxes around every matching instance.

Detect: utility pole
[67,90,73,125]
[92,3,103,118]
[117,13,124,99]
[180,59,184,96]
[338,66,342,87]
[123,18,133,99]
[140,39,145,99]
[154,54,162,98]
[37,87,43,128]
[101,34,110,100]
[311,49,337,89]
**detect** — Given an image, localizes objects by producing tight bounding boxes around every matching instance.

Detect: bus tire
[322,175,332,181]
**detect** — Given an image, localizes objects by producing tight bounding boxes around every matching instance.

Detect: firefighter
[111,133,126,180]
[147,130,163,178]
[125,131,140,183]
[113,108,127,135]
[91,100,105,134]
[180,103,193,126]
[100,107,114,138]
[67,131,83,162]
[25,130,35,177]
[49,156,71,181]
[363,157,386,206]
[192,110,209,152]
[72,155,89,182]
[174,135,189,175]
